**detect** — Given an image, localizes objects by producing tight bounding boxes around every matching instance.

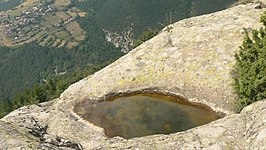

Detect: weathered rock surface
[1,3,266,150]
[0,120,38,149]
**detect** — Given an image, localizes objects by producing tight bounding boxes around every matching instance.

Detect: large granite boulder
[1,2,266,149]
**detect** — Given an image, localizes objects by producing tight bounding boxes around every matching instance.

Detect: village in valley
[0,0,86,48]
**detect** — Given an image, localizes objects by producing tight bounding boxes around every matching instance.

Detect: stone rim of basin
[73,90,225,139]
[102,89,225,116]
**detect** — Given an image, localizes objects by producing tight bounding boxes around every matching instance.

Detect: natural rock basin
[74,93,223,139]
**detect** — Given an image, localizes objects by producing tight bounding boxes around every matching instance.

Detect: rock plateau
[1,2,266,150]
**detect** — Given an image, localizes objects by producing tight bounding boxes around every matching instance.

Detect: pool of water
[74,93,222,139]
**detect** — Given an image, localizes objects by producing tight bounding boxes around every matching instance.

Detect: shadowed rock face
[1,3,266,150]
[74,94,222,139]
[0,120,38,149]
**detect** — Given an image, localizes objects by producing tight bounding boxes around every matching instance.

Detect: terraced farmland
[0,0,86,48]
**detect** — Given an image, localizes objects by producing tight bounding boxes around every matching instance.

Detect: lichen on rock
[1,2,266,149]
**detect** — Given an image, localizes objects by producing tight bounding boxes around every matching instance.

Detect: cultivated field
[0,0,87,48]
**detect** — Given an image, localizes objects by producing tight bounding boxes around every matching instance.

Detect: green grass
[42,14,62,27]
[54,30,72,41]
[65,21,85,41]
[0,17,9,23]
[31,30,47,41]
[22,26,31,32]
[8,9,21,17]
[39,35,52,46]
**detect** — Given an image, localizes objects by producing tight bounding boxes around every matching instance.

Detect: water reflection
[74,94,222,139]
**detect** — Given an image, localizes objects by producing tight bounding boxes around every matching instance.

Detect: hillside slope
[0,0,125,101]
[91,0,236,51]
[94,0,236,35]
[1,3,266,149]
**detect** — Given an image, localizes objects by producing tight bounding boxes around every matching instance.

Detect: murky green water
[74,94,222,139]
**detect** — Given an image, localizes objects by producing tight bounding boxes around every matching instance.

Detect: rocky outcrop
[1,3,266,149]
[0,120,38,149]
[94,100,266,149]
[104,27,134,53]
[1,99,266,149]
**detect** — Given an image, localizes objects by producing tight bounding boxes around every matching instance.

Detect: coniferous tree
[233,12,266,112]
[132,29,159,48]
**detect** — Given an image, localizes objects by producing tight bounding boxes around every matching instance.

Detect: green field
[42,14,62,26]
[55,31,71,40]
[1,0,86,48]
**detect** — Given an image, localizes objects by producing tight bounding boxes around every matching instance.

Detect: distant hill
[92,0,237,35]
[86,0,236,51]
